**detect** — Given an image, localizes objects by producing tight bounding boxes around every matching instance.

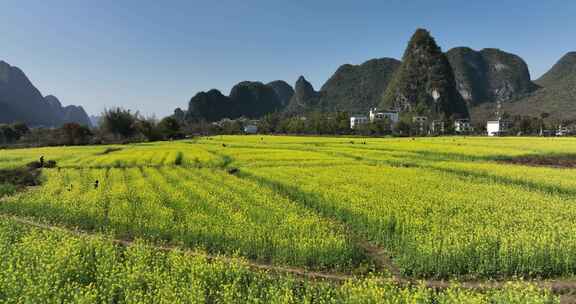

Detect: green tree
[61,123,93,145]
[0,125,19,143]
[137,117,163,141]
[101,107,139,139]
[372,118,393,135]
[159,117,182,139]
[334,111,351,134]
[258,113,282,134]
[12,122,30,137]
[393,120,413,137]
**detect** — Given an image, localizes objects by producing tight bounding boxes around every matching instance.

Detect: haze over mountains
[0,60,91,127]
[180,29,576,124]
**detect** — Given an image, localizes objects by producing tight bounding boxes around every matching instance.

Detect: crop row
[0,166,364,270]
[0,218,559,303]
[245,163,576,278]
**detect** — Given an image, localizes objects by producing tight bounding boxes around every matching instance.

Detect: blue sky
[1,0,574,117]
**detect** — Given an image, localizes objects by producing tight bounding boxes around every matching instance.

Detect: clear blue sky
[1,0,574,117]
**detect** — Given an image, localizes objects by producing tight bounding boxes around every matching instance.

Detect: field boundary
[315,147,576,198]
[3,212,576,297]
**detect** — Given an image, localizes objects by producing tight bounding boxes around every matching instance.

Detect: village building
[412,116,428,124]
[211,118,235,128]
[454,119,472,133]
[486,120,510,136]
[430,120,445,134]
[411,116,428,134]
[350,116,368,129]
[244,125,258,134]
[369,108,399,124]
[556,125,572,136]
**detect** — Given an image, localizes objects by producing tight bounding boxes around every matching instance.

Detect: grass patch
[174,151,184,166]
[0,183,17,197]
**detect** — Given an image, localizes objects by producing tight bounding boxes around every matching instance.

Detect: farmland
[0,135,575,302]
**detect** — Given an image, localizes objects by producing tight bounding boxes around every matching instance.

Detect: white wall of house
[487,120,508,136]
[350,116,368,129]
[244,125,258,134]
[454,120,472,133]
[412,116,428,123]
[369,108,399,123]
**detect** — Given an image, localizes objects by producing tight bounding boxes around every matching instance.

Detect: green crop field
[1,135,575,303]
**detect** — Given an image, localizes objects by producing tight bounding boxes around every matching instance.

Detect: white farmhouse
[556,125,571,136]
[350,116,368,129]
[244,125,258,134]
[431,120,445,134]
[486,120,510,136]
[454,119,472,133]
[412,116,428,124]
[369,108,399,124]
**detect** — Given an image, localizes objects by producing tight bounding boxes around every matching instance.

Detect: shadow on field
[499,153,576,169]
[0,167,41,189]
[95,147,123,155]
[0,164,44,198]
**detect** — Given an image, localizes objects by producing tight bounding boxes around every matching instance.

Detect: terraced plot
[1,135,576,301]
[0,166,363,270]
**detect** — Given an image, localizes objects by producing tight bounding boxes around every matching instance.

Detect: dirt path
[355,238,406,282]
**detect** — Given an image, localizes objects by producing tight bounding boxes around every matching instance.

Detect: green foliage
[0,218,560,303]
[257,113,283,133]
[61,122,92,145]
[174,151,184,165]
[158,116,182,139]
[1,136,576,301]
[0,122,28,144]
[11,122,30,136]
[381,29,468,119]
[0,183,16,197]
[136,117,163,142]
[101,107,139,139]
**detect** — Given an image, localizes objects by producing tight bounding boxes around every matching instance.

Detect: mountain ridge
[446,47,537,107]
[175,30,575,124]
[0,60,92,127]
[184,81,286,122]
[381,29,469,119]
[469,51,576,122]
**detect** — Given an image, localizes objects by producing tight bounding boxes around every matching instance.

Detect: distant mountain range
[471,52,576,122]
[4,29,572,127]
[0,60,91,127]
[177,29,576,124]
[181,81,287,122]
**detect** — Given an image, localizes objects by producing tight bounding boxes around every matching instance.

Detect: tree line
[1,108,571,148]
[0,108,183,147]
